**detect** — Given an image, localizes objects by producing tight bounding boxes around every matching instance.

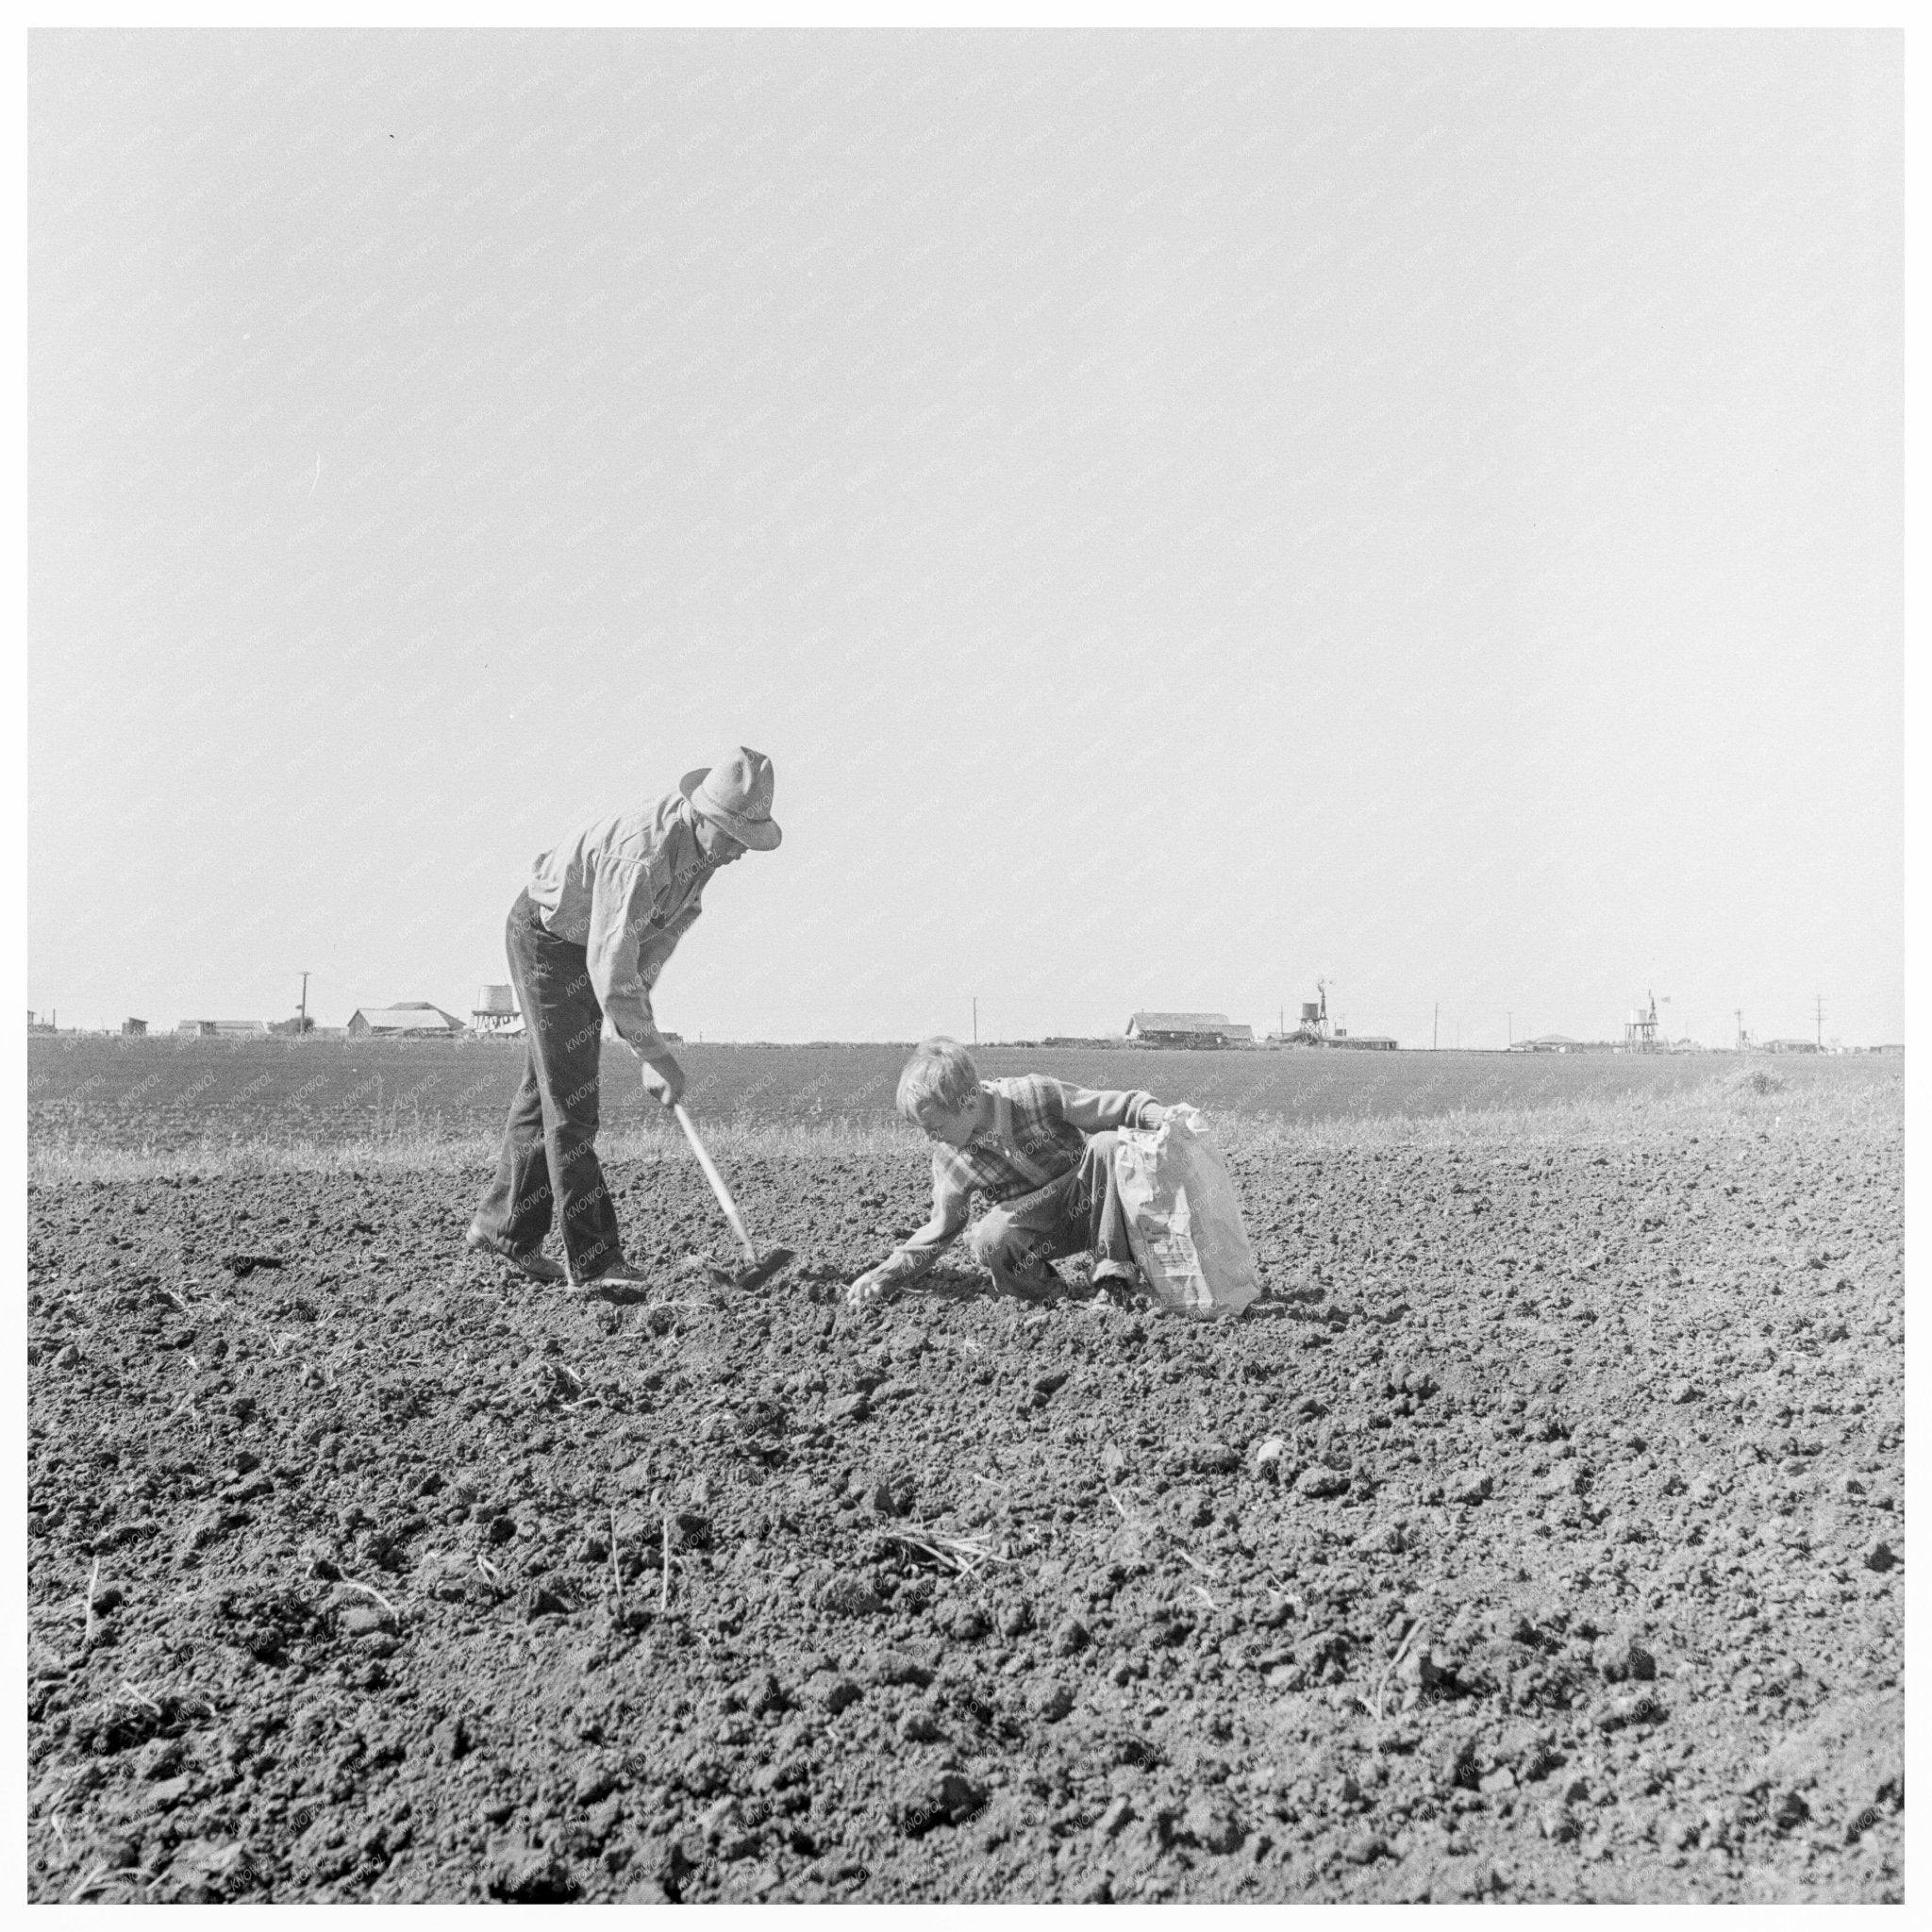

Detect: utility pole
[1815,993,1824,1050]
[1735,1008,1745,1051]
[298,972,309,1031]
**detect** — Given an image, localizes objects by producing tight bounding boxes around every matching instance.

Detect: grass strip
[26,1074,1896,1185]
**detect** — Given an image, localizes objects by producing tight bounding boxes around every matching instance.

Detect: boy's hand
[640,1052,686,1108]
[847,1268,892,1307]
[1139,1103,1168,1129]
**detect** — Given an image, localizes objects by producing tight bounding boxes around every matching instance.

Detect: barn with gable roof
[346,1002,467,1039]
[1124,1010,1255,1049]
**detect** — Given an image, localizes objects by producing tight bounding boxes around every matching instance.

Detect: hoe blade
[707,1247,795,1292]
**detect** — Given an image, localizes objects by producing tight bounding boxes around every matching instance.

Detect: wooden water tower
[472,984,522,1036]
[1624,990,1662,1053]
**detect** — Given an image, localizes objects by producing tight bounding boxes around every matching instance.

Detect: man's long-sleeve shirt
[874,1074,1158,1287]
[526,791,710,1058]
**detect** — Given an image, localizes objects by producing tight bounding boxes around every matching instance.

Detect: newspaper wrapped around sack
[1111,1104,1261,1318]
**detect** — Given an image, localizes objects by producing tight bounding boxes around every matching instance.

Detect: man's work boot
[465,1223,567,1284]
[575,1255,652,1302]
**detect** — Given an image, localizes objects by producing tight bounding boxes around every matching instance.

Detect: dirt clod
[1027,1678,1074,1723]
[893,1769,988,1837]
[486,1847,580,1904]
[819,1574,884,1618]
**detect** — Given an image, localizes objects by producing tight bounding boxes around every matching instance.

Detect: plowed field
[25,1055,1903,1902]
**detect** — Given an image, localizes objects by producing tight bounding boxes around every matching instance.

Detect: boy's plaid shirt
[876,1074,1156,1285]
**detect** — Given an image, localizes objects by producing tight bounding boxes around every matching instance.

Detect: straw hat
[679,747,782,851]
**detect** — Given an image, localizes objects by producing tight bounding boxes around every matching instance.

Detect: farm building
[1125,1011,1255,1049]
[1330,1031,1399,1050]
[1510,1035,1586,1054]
[122,1018,147,1037]
[347,1003,467,1039]
[1762,1038,1822,1056]
[175,1020,269,1038]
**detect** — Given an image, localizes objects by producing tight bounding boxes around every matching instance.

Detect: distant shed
[347,1003,467,1039]
[1125,1011,1253,1049]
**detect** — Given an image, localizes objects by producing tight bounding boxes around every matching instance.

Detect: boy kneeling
[847,1037,1173,1307]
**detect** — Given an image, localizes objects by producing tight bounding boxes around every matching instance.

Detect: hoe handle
[675,1104,758,1263]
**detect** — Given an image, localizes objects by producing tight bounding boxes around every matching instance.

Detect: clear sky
[29,29,1902,1048]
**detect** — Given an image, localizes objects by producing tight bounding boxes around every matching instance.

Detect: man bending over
[467,747,781,1290]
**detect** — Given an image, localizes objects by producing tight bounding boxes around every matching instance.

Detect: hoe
[675,1104,793,1291]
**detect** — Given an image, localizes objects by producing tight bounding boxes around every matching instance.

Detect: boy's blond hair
[896,1036,979,1123]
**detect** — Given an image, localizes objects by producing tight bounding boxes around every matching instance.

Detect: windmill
[1285,977,1336,1045]
[1624,990,1669,1053]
